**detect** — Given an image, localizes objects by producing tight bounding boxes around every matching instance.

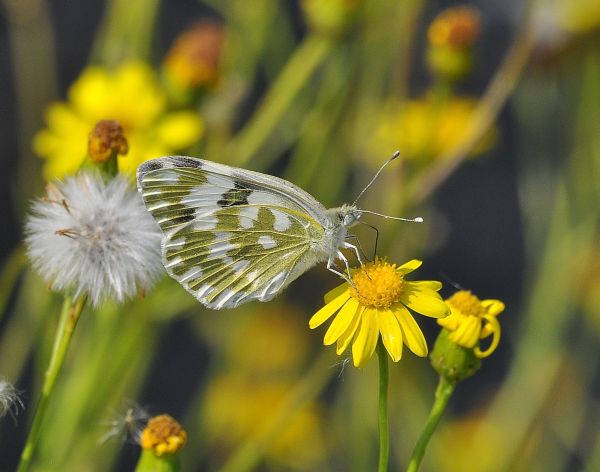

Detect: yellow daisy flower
[309,258,449,368]
[437,290,505,358]
[33,60,203,179]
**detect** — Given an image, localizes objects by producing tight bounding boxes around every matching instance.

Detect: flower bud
[426,6,481,82]
[87,120,128,164]
[135,414,187,472]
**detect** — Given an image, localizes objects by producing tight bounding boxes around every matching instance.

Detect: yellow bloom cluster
[34,61,203,179]
[371,97,496,165]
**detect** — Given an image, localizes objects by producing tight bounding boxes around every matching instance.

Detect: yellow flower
[437,290,504,358]
[309,258,449,367]
[33,61,203,179]
[370,97,496,166]
[202,373,326,469]
[140,414,187,456]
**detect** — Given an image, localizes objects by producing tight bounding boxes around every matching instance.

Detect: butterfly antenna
[352,150,401,206]
[360,210,423,223]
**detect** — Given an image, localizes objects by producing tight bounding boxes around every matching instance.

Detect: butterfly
[137,154,413,309]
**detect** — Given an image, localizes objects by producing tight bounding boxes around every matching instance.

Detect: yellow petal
[474,314,501,358]
[336,306,363,355]
[481,299,505,317]
[397,259,422,275]
[324,283,349,304]
[379,309,403,362]
[402,282,449,318]
[309,292,350,329]
[155,111,204,148]
[393,305,428,357]
[449,316,481,348]
[352,308,379,367]
[324,298,360,345]
[406,280,442,292]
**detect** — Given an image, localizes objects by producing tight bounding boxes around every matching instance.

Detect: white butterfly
[137,154,413,309]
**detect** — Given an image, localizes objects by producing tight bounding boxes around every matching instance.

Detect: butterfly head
[337,204,362,228]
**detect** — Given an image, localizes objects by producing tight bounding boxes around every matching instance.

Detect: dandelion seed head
[25,173,164,306]
[0,379,24,421]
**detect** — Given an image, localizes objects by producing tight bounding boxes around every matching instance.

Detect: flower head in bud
[163,21,224,91]
[437,290,504,358]
[140,415,187,456]
[310,258,449,367]
[426,6,481,81]
[0,379,24,421]
[428,6,481,49]
[24,173,163,307]
[300,0,361,36]
[87,120,129,164]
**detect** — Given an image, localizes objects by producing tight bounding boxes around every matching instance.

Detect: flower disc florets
[25,173,163,306]
[350,259,404,309]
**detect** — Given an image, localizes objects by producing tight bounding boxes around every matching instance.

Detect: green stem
[406,376,455,472]
[17,295,87,472]
[228,34,332,168]
[377,342,389,472]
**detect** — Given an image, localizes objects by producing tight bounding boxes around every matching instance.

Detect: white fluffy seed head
[0,379,23,420]
[25,173,164,307]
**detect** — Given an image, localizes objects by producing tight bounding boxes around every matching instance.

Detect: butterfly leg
[326,254,355,288]
[343,239,367,267]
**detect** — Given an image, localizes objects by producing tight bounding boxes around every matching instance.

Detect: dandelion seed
[310,258,449,367]
[25,173,164,306]
[0,379,24,422]
[99,401,150,445]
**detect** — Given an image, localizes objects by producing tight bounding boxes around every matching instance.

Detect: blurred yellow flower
[437,290,504,358]
[371,97,496,166]
[202,373,326,470]
[310,258,449,367]
[33,61,203,179]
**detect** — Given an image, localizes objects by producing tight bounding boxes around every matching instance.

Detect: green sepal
[430,327,481,382]
[134,449,180,472]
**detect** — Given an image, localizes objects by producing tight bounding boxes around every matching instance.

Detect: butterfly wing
[137,156,333,309]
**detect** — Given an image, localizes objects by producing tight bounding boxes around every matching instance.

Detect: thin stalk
[377,342,389,472]
[406,376,455,472]
[17,295,87,472]
[228,34,332,168]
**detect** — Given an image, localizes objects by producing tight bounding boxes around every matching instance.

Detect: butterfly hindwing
[137,156,331,309]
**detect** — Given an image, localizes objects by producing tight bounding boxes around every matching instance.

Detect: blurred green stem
[228,34,332,168]
[377,342,389,472]
[406,376,455,472]
[94,0,160,65]
[17,295,87,472]
[0,245,26,326]
[219,351,335,472]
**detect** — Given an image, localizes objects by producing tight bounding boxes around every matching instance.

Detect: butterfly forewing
[137,157,331,309]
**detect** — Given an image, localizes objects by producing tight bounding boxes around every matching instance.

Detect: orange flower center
[447,290,484,318]
[350,259,404,309]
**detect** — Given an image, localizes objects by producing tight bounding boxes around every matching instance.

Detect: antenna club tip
[415,217,424,223]
[391,150,400,160]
